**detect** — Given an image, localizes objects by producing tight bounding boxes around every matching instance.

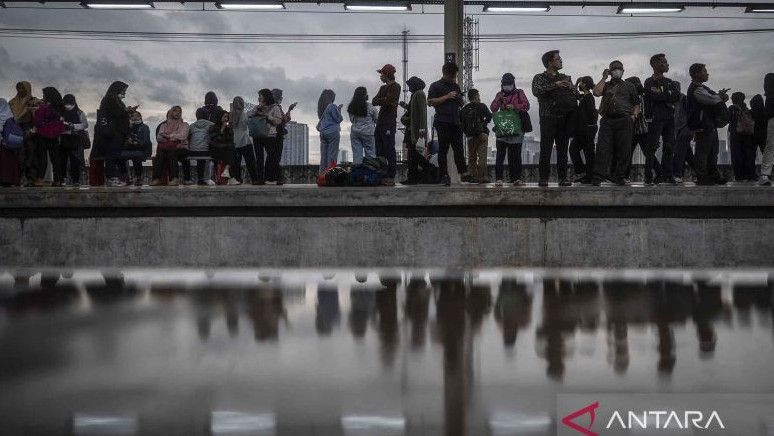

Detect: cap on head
[378,64,397,76]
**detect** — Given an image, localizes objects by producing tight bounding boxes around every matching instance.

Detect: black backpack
[461,104,484,137]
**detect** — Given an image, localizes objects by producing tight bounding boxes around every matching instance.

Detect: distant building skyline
[281,121,310,166]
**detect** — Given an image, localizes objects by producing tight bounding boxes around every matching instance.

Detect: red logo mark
[561,401,600,436]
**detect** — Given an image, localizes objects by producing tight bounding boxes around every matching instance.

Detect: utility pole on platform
[444,0,463,68]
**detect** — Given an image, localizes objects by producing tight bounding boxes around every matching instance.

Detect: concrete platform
[1,184,773,268]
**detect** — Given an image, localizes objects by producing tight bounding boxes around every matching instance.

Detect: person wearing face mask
[644,54,680,185]
[591,60,641,186]
[686,63,729,186]
[491,73,530,187]
[123,111,152,186]
[58,94,89,186]
[569,76,597,185]
[348,86,378,165]
[94,81,136,187]
[151,105,189,186]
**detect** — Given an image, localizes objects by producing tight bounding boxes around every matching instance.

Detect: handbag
[247,115,270,138]
[492,110,522,138]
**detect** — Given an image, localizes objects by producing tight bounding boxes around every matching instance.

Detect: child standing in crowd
[58,94,88,186]
[231,96,261,185]
[317,89,343,172]
[348,86,378,165]
[209,110,237,185]
[186,109,216,185]
[151,106,188,186]
[460,88,492,184]
[123,111,152,186]
[491,73,530,187]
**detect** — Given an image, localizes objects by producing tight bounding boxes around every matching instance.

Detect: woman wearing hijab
[9,82,36,185]
[490,73,530,187]
[0,99,22,186]
[94,81,135,187]
[231,96,261,185]
[253,89,285,184]
[317,89,342,172]
[151,105,189,186]
[58,94,89,186]
[31,87,66,186]
[400,76,433,185]
[348,86,378,165]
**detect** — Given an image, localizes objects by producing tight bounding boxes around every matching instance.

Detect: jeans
[645,118,675,179]
[538,113,573,182]
[180,150,211,182]
[594,116,634,181]
[467,133,489,182]
[375,123,397,178]
[120,149,147,181]
[351,130,376,165]
[757,119,774,178]
[729,132,757,180]
[569,125,597,176]
[495,140,522,182]
[55,145,83,184]
[262,137,283,182]
[31,136,59,181]
[435,121,467,179]
[234,145,259,183]
[319,131,340,172]
[622,133,651,180]
[694,128,721,182]
[672,129,695,178]
[152,148,180,181]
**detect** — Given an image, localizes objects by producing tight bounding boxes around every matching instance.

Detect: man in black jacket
[644,54,680,185]
[686,63,729,185]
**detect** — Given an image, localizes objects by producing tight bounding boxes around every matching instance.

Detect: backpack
[317,162,349,187]
[1,118,24,150]
[349,156,387,186]
[736,109,755,135]
[460,104,485,137]
[247,115,270,138]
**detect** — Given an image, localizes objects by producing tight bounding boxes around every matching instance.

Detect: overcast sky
[1,2,772,163]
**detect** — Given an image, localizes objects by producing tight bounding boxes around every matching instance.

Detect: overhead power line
[0,26,773,43]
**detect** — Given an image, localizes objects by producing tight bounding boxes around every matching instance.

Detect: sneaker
[400,179,418,185]
[656,176,678,185]
[538,180,549,187]
[134,179,143,187]
[479,178,491,184]
[221,168,231,179]
[51,181,63,187]
[578,176,593,185]
[441,175,451,186]
[644,178,654,186]
[182,179,195,186]
[106,177,127,187]
[612,178,629,186]
[227,178,241,185]
[673,177,684,185]
[460,174,475,183]
[512,179,525,187]
[495,179,504,187]
[276,177,285,186]
[757,175,772,186]
[169,178,180,186]
[205,179,216,186]
[573,173,587,183]
[559,179,572,187]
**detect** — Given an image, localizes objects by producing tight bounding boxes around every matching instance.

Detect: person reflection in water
[316,279,340,336]
[648,279,693,376]
[494,278,532,348]
[375,274,400,368]
[349,277,375,339]
[405,273,431,350]
[248,288,286,342]
[603,280,651,375]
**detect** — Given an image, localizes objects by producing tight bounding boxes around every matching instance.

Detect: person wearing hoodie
[750,94,767,159]
[196,91,224,124]
[347,86,378,165]
[0,98,21,186]
[94,81,136,187]
[58,94,89,186]
[9,82,35,184]
[317,89,343,172]
[757,73,774,185]
[185,110,216,185]
[231,96,261,185]
[209,110,237,185]
[31,87,66,187]
[400,76,432,185]
[151,105,189,186]
[122,111,152,186]
[728,92,757,181]
[253,88,285,185]
[491,72,531,187]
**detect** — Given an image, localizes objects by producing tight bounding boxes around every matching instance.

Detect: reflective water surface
[1,269,773,435]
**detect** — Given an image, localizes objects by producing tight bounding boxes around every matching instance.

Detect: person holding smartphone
[686,63,729,185]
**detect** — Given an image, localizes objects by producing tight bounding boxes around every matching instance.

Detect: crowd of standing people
[0,51,772,188]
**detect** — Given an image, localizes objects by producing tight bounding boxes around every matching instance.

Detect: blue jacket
[318,103,343,136]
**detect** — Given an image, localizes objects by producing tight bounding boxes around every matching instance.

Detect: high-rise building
[281,121,309,165]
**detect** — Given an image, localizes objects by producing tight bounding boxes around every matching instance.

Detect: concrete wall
[1,186,773,268]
